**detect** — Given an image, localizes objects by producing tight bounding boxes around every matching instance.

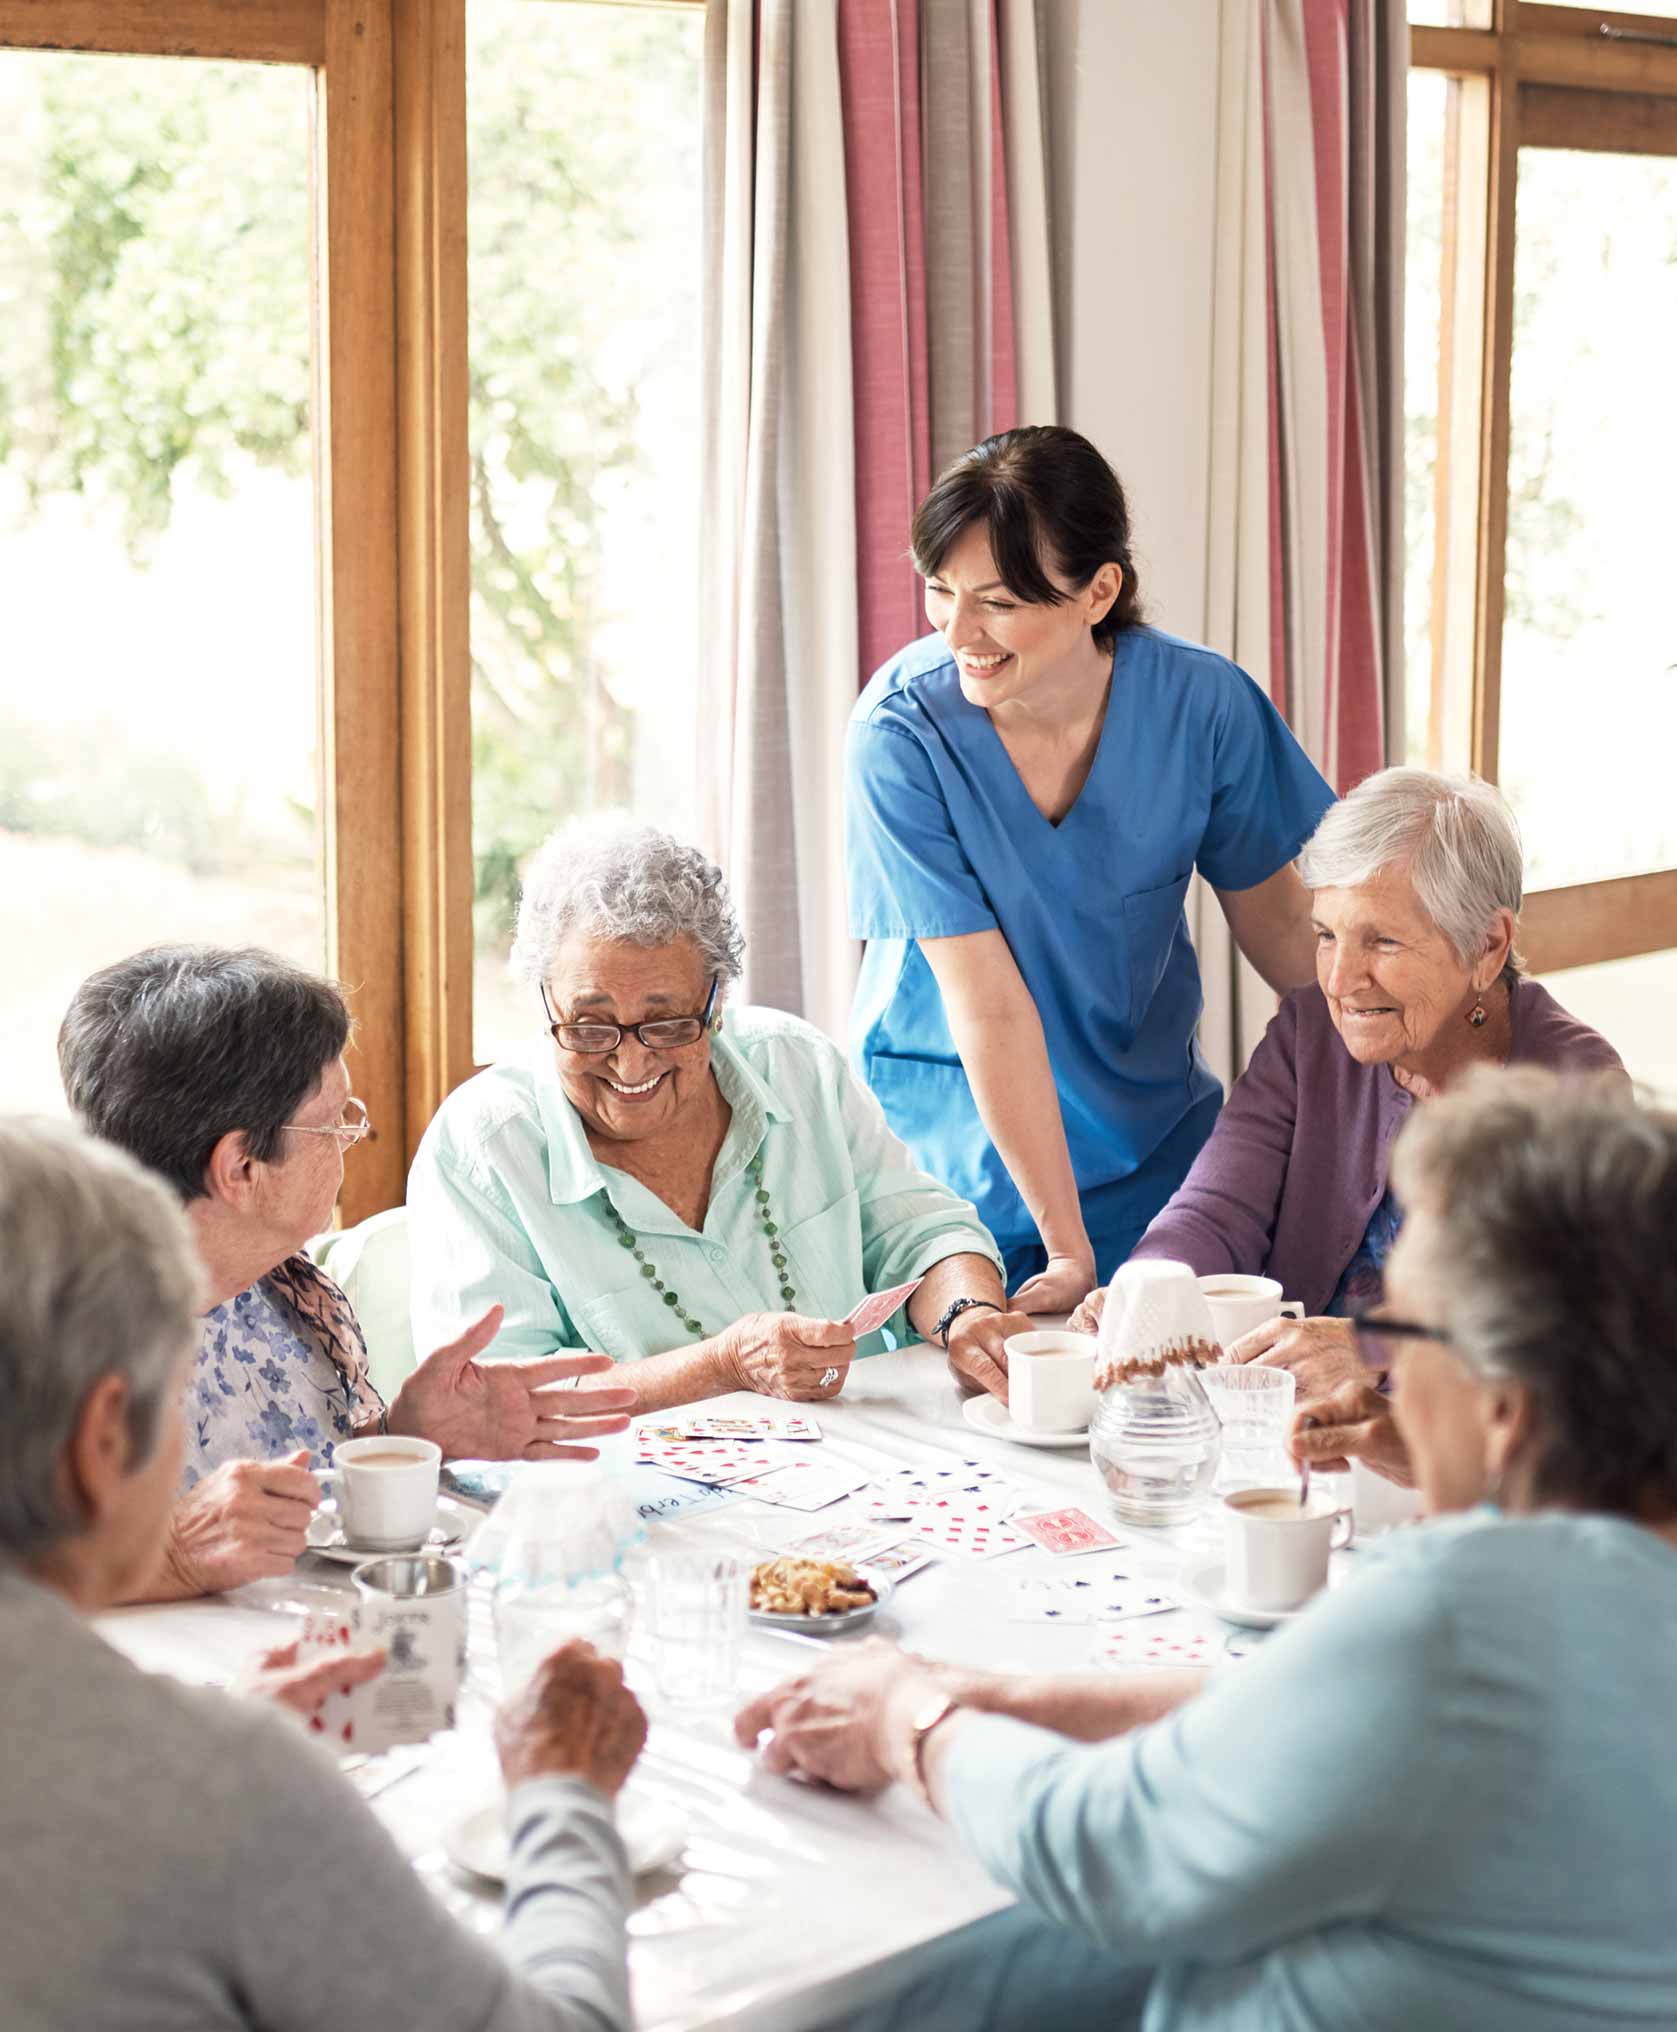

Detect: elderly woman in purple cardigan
[1072,768,1626,1480]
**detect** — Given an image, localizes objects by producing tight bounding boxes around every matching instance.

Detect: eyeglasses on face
[1349,1307,1450,1374]
[284,1096,372,1147]
[541,977,719,1055]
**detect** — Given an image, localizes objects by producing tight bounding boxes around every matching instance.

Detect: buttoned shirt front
[407,1005,1002,1363]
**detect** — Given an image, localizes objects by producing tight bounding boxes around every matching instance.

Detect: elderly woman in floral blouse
[58,946,636,1602]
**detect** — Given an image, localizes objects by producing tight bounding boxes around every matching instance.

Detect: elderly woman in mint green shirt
[408,822,1031,1412]
[739,1070,1677,2031]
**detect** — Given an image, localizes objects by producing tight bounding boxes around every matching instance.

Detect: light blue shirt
[939,1508,1677,2031]
[407,1005,1002,1363]
[845,627,1334,1251]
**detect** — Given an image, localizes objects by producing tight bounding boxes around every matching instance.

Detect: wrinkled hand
[1009,1252,1098,1317]
[718,1313,856,1401]
[495,1640,648,1798]
[163,1449,319,1595]
[1292,1380,1416,1486]
[1067,1285,1106,1337]
[242,1638,387,1718]
[389,1305,636,1461]
[1228,1315,1361,1400]
[944,1305,1035,1406]
[734,1638,937,1794]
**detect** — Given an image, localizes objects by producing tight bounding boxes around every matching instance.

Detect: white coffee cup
[1004,1330,1096,1432]
[1223,1485,1353,1611]
[1197,1273,1305,1353]
[316,1435,441,1551]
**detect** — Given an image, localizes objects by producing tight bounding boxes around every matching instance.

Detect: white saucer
[445,1788,688,1885]
[963,1393,1089,1450]
[305,1494,473,1565]
[1178,1557,1302,1630]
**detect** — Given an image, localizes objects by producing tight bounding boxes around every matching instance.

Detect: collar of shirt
[529,1027,794,1226]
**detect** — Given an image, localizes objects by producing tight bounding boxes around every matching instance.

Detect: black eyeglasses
[1349,1307,1450,1375]
[540,977,719,1055]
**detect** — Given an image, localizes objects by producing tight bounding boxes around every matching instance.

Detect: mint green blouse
[406,1006,1002,1363]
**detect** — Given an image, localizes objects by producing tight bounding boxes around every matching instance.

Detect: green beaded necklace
[603,1151,796,1338]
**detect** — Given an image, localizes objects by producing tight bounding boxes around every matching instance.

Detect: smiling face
[923,524,1120,710]
[1311,864,1483,1067]
[547,932,718,1146]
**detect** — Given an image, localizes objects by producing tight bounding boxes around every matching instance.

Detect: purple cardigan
[1130,980,1628,1315]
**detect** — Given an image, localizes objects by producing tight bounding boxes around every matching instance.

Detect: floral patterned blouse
[183,1255,386,1488]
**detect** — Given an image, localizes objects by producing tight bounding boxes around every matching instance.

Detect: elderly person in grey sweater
[0,1115,643,2032]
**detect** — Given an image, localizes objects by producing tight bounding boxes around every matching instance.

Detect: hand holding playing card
[718,1312,856,1401]
[844,1279,924,1340]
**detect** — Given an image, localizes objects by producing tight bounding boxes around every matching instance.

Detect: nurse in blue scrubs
[846,426,1334,1329]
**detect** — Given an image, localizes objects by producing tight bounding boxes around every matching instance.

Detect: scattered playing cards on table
[1013,1505,1123,1558]
[728,1459,870,1511]
[897,1499,1029,1561]
[857,1541,932,1582]
[865,1458,1029,1522]
[1008,1573,1178,1624]
[671,1413,822,1443]
[843,1278,924,1339]
[1095,1625,1219,1671]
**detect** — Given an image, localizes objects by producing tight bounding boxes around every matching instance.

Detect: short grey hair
[1297,767,1524,981]
[1390,1067,1677,1516]
[511,819,746,991]
[0,1117,202,1558]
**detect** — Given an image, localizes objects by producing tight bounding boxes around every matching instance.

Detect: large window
[1405,3,1677,1096]
[466,0,703,1061]
[0,51,323,1116]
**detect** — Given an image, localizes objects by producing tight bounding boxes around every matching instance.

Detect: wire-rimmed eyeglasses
[540,978,719,1055]
[1349,1307,1449,1375]
[284,1096,372,1147]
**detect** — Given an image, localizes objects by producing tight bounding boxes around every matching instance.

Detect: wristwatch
[904,1690,961,1808]
[934,1296,1003,1348]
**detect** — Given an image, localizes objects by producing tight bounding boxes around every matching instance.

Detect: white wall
[1042,0,1222,641]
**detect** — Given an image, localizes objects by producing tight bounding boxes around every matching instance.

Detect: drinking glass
[1199,1365,1296,1492]
[641,1552,748,1706]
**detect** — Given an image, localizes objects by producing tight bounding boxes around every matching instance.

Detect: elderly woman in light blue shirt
[739,1069,1677,2031]
[409,822,1031,1411]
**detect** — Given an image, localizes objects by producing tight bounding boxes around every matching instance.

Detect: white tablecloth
[94,1348,1333,2032]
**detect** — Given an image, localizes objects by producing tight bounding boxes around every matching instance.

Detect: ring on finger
[818,1366,839,1389]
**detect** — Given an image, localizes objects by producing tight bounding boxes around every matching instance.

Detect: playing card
[729,1459,870,1511]
[843,1277,924,1339]
[1007,1575,1177,1624]
[633,1434,782,1485]
[857,1540,932,1582]
[788,1519,908,1563]
[681,1413,822,1443]
[1013,1505,1123,1558]
[1094,1624,1219,1671]
[900,1498,1029,1560]
[865,1458,1030,1522]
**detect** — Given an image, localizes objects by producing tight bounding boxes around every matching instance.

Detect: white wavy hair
[511,817,747,990]
[1296,767,1524,981]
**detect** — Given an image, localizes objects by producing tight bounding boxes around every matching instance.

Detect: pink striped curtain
[1198,0,1405,1083]
[837,0,1050,690]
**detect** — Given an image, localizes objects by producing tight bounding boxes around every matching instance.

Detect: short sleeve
[845,716,999,941]
[1195,664,1335,893]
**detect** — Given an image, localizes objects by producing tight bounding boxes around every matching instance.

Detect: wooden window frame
[1410,3,1677,975]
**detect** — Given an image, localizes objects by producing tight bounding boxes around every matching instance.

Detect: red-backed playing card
[1014,1505,1123,1557]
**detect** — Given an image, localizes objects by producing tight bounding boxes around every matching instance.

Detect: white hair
[1297,767,1524,978]
[0,1117,202,1557]
[511,818,747,990]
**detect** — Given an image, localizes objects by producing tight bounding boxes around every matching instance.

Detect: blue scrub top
[845,626,1335,1256]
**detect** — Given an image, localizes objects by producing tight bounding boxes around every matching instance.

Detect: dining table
[93,1344,1347,2032]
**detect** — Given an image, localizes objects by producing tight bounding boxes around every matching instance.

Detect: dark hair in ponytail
[909,425,1144,649]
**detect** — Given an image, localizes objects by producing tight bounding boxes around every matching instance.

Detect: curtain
[1197,0,1406,1084]
[700,0,1054,1038]
[698,0,858,1031]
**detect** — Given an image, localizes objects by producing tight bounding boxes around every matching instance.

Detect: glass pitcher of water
[1088,1260,1222,1527]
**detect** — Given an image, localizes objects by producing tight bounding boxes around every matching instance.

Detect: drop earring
[1466,996,1488,1028]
